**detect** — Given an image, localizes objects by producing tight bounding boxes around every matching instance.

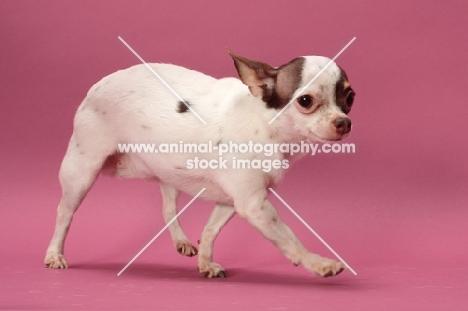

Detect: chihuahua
[45,49,355,278]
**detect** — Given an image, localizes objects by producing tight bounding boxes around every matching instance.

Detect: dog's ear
[227,48,278,99]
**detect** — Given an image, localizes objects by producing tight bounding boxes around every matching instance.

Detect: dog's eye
[297,95,313,108]
[346,93,355,107]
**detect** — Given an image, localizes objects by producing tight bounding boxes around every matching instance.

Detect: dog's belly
[102,152,233,204]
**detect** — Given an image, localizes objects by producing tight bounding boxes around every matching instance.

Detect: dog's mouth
[306,132,348,144]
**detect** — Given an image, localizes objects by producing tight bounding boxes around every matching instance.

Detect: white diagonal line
[268,188,357,276]
[118,36,207,125]
[117,188,206,276]
[268,37,356,124]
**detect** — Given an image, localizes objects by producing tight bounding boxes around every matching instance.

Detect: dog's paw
[175,240,198,257]
[315,257,345,277]
[45,253,68,269]
[199,262,228,278]
[302,254,345,277]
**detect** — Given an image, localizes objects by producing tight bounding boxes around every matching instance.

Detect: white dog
[45,49,355,278]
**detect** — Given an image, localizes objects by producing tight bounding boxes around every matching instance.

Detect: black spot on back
[177,101,191,113]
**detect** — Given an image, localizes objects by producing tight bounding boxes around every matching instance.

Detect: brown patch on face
[335,67,355,114]
[265,57,305,109]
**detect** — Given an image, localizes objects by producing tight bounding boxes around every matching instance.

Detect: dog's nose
[333,117,352,135]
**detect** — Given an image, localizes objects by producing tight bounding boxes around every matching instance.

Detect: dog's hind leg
[45,131,113,268]
[160,182,198,257]
[198,204,235,278]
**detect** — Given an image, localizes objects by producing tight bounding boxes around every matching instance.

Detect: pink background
[1,0,467,310]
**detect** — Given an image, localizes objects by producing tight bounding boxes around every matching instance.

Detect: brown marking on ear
[227,48,277,98]
[227,49,306,109]
[267,57,305,109]
[335,67,354,114]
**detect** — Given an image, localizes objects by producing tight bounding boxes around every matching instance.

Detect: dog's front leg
[236,196,345,277]
[198,204,235,278]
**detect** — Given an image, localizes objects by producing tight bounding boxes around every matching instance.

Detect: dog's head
[229,50,355,142]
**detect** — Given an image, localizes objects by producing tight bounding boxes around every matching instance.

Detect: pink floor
[1,0,468,310]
